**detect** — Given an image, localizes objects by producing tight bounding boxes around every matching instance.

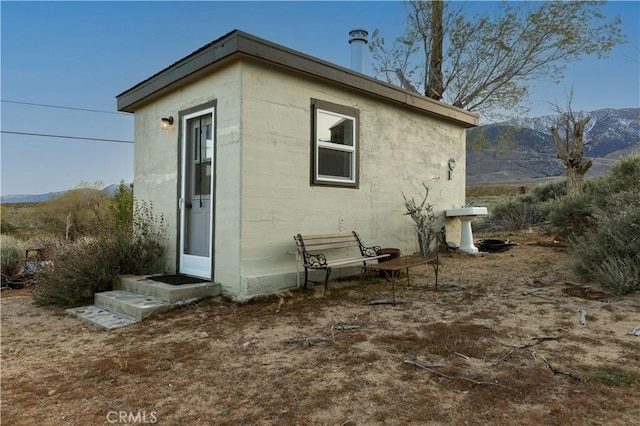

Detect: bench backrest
[294,231,365,255]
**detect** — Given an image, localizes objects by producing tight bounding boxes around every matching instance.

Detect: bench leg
[386,271,396,305]
[303,267,309,289]
[324,268,332,292]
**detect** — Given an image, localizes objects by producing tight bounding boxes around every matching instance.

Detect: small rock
[48,390,56,396]
[579,309,588,326]
[626,327,640,336]
[197,331,209,339]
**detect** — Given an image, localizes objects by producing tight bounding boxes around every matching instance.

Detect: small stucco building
[116,30,478,301]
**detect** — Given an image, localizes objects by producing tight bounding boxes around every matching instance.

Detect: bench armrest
[302,252,327,268]
[361,244,382,257]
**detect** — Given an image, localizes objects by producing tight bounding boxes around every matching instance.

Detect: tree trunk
[567,166,585,195]
[427,0,444,100]
[65,212,71,240]
[550,116,592,195]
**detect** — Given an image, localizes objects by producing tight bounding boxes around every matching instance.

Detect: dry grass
[2,233,640,425]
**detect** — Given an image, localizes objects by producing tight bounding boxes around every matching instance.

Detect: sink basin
[445,207,488,217]
[445,207,488,254]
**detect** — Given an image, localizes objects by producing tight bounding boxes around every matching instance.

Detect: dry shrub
[32,202,167,307]
[1,234,24,280]
[548,192,595,237]
[549,156,640,294]
[569,194,640,294]
[474,180,566,232]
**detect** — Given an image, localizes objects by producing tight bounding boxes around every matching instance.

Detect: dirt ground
[2,233,639,425]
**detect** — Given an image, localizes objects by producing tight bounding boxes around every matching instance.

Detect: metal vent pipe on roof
[348,29,369,74]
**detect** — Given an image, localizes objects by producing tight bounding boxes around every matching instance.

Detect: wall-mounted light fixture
[448,158,456,180]
[161,116,174,130]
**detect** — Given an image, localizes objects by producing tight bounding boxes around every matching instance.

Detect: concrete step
[66,275,222,330]
[66,305,138,330]
[116,275,221,303]
[94,290,171,321]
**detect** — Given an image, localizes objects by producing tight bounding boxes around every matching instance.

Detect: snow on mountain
[467,107,640,183]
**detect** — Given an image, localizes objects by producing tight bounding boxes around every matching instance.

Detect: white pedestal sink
[445,207,488,254]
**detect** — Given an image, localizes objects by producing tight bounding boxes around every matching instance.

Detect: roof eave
[116,31,241,112]
[116,30,478,128]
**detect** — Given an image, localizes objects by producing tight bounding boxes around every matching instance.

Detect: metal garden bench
[293,231,390,291]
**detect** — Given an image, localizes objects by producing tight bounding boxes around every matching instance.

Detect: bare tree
[370,1,625,120]
[550,92,594,195]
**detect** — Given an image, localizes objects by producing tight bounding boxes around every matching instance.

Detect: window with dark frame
[311,99,359,187]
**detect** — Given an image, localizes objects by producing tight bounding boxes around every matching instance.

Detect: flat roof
[116,30,478,128]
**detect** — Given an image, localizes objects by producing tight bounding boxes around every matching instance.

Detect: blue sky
[1,1,638,196]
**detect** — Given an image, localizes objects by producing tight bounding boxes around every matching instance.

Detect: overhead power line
[1,130,133,144]
[1,99,130,116]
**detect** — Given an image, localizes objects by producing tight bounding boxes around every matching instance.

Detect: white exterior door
[179,108,215,279]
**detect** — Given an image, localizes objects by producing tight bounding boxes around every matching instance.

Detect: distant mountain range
[1,183,128,204]
[467,107,640,183]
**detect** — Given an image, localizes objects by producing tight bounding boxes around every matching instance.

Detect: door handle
[185,201,193,209]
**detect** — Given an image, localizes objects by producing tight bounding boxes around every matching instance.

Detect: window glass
[318,148,352,179]
[193,124,213,160]
[312,100,358,187]
[317,112,354,146]
[194,162,211,196]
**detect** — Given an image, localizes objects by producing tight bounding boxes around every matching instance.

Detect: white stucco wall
[239,62,466,298]
[132,63,243,296]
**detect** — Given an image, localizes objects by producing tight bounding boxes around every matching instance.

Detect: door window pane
[194,162,211,195]
[192,124,213,161]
